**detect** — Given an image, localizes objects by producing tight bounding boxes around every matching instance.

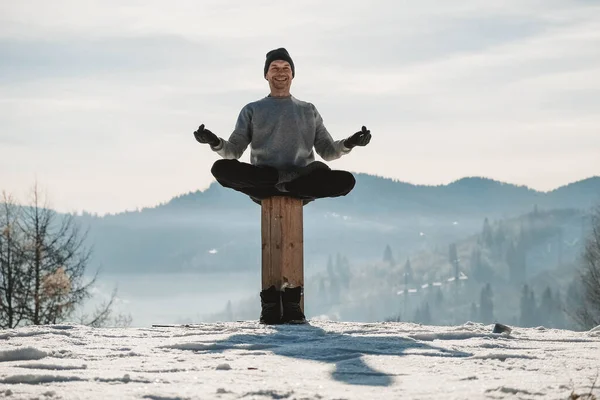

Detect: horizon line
[84,173,599,217]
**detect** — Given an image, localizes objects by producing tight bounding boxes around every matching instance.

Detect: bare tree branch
[573,205,600,329]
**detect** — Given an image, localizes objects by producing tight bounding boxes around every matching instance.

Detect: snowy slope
[1,321,599,399]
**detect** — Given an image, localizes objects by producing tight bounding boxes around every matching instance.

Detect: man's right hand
[193,124,220,147]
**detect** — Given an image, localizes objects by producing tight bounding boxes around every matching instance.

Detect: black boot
[281,286,307,324]
[260,285,282,325]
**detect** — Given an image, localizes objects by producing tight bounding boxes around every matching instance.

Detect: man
[193,48,371,325]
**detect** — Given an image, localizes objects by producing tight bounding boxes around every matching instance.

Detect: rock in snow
[0,321,598,399]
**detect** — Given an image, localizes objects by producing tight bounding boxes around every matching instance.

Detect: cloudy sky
[1,0,599,214]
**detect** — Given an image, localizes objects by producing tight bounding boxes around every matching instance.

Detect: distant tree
[539,287,555,327]
[537,287,566,329]
[519,284,537,327]
[76,287,131,328]
[449,243,459,270]
[403,258,413,286]
[336,253,343,270]
[0,193,28,328]
[551,291,567,328]
[470,249,482,278]
[529,289,537,326]
[507,238,527,285]
[0,184,125,327]
[492,224,507,258]
[481,218,493,247]
[506,241,516,282]
[384,314,402,323]
[566,279,584,327]
[518,223,530,248]
[327,255,334,277]
[336,253,351,289]
[471,249,493,283]
[383,244,395,266]
[327,255,341,304]
[479,283,494,324]
[18,185,96,324]
[413,306,422,323]
[570,206,600,329]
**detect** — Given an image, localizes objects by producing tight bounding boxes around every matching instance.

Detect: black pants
[211,159,356,204]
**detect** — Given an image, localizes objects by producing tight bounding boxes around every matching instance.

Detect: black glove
[344,126,371,149]
[193,124,220,147]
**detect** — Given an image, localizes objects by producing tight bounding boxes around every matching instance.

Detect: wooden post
[261,196,304,311]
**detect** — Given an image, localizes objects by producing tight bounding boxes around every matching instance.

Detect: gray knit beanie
[264,48,295,77]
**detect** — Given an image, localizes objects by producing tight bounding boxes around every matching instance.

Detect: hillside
[206,207,591,331]
[79,175,600,275]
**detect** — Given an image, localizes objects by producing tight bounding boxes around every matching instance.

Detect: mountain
[80,175,600,274]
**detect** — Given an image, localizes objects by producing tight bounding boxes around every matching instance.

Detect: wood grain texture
[261,197,304,310]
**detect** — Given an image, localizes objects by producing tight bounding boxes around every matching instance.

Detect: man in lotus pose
[194,48,371,325]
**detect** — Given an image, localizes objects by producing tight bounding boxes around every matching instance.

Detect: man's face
[265,60,293,92]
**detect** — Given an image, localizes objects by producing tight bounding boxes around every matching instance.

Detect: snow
[0,347,47,362]
[0,321,599,399]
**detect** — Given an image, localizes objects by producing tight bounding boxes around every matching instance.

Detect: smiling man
[194,47,371,205]
[193,47,371,324]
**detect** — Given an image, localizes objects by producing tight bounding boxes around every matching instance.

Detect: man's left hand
[345,126,371,149]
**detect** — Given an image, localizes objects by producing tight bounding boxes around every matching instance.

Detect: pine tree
[506,240,526,285]
[539,286,554,327]
[336,253,351,289]
[515,237,528,283]
[552,291,567,328]
[471,249,493,283]
[519,285,537,327]
[479,283,494,324]
[482,218,493,247]
[449,243,459,269]
[327,255,340,304]
[327,255,334,276]
[506,241,516,283]
[529,289,537,326]
[403,258,413,285]
[519,285,532,327]
[413,306,422,323]
[383,244,395,266]
[493,224,507,258]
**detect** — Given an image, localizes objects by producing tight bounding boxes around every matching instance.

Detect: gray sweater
[212,95,351,171]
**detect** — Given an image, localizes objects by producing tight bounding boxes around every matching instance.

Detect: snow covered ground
[1,321,599,399]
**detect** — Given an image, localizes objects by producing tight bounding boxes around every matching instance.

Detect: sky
[1,0,599,215]
[1,321,600,399]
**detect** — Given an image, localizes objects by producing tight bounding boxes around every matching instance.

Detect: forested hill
[100,175,600,219]
[78,175,600,274]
